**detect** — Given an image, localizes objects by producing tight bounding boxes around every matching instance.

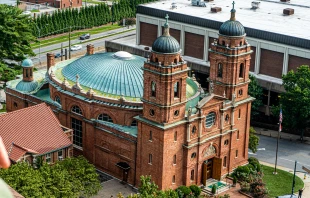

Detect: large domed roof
[62,52,145,98]
[219,19,245,37]
[152,14,180,54]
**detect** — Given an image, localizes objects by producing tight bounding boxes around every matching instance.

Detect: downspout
[133,122,139,187]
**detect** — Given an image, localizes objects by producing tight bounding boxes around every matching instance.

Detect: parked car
[79,33,90,40]
[54,53,65,58]
[70,45,82,51]
[21,11,31,15]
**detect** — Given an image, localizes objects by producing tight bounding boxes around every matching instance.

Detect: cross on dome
[163,14,170,36]
[230,1,236,21]
[232,1,235,9]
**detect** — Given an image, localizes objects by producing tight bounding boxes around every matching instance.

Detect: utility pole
[292,161,297,195]
[61,43,63,61]
[69,26,71,59]
[274,104,282,175]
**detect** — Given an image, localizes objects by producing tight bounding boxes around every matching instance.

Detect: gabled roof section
[197,94,226,108]
[0,103,72,161]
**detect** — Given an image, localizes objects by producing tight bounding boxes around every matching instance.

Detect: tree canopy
[249,127,260,153]
[280,65,310,138]
[248,75,263,119]
[0,156,101,198]
[0,4,35,63]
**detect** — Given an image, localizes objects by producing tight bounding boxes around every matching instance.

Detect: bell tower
[209,1,252,102]
[141,14,189,124]
[136,14,189,189]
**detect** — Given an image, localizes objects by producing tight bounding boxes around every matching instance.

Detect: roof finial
[230,1,236,21]
[163,14,170,36]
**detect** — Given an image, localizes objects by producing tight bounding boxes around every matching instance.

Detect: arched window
[131,120,137,126]
[98,114,113,123]
[174,82,179,98]
[71,105,82,115]
[173,155,176,164]
[192,126,197,134]
[239,63,244,78]
[217,63,223,77]
[155,58,158,62]
[191,170,195,180]
[26,69,29,78]
[223,156,227,167]
[149,154,152,164]
[149,131,152,141]
[151,81,156,97]
[30,70,33,77]
[172,175,175,183]
[222,40,225,46]
[191,152,197,159]
[55,96,61,105]
[205,112,216,128]
[174,131,177,141]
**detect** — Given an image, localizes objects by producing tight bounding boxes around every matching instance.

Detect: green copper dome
[219,19,245,36]
[219,3,245,37]
[62,52,145,98]
[152,14,180,54]
[21,58,34,68]
[16,81,38,92]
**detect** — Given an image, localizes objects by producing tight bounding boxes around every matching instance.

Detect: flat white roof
[140,0,310,40]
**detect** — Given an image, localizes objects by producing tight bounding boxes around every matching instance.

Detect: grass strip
[31,24,121,49]
[262,165,304,198]
[37,29,135,55]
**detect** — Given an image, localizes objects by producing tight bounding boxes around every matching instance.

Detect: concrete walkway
[254,127,310,145]
[92,179,136,198]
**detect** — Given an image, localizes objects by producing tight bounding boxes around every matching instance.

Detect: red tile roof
[0,103,72,162]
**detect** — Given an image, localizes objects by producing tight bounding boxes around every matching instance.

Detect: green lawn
[0,103,6,113]
[31,24,121,49]
[262,165,304,198]
[31,9,40,12]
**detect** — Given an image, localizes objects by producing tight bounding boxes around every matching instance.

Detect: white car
[22,11,31,15]
[70,45,82,51]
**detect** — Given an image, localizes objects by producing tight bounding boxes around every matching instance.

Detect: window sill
[149,140,153,142]
[73,144,83,151]
[148,163,152,165]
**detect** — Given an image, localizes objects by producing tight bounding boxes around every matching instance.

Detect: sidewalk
[260,161,310,198]
[253,127,310,145]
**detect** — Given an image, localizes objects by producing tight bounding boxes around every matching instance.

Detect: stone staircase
[201,178,231,196]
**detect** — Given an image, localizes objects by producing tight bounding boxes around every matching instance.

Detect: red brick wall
[162,27,181,44]
[184,32,204,59]
[140,22,157,47]
[260,49,284,78]
[288,55,310,72]
[250,46,256,72]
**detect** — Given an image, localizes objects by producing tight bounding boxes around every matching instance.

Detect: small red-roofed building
[0,103,73,165]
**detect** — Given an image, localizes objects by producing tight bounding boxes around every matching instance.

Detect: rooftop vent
[205,0,214,2]
[283,8,294,15]
[211,7,222,13]
[251,1,260,9]
[280,0,290,2]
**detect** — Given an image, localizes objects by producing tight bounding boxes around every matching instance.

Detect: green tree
[249,127,260,153]
[248,75,263,119]
[0,5,35,63]
[138,175,160,197]
[280,65,310,141]
[0,156,101,198]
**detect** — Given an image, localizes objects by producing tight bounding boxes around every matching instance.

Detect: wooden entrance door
[202,159,213,186]
[212,157,222,180]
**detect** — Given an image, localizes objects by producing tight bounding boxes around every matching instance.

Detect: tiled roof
[0,103,72,161]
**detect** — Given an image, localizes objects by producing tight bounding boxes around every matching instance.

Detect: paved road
[249,135,310,172]
[32,28,135,64]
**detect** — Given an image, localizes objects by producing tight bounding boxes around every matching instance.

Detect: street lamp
[33,23,41,65]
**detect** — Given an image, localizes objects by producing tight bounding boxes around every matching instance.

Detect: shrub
[240,181,250,192]
[233,176,237,185]
[211,184,217,194]
[247,164,256,171]
[189,185,201,197]
[234,166,250,181]
[248,157,259,165]
[177,186,192,197]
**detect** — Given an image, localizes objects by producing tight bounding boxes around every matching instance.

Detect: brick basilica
[5,9,253,189]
